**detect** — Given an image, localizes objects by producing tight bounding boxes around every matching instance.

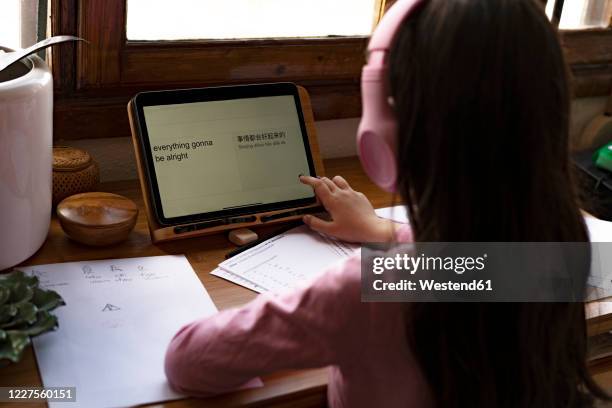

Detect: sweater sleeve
[395,223,414,243]
[164,256,363,397]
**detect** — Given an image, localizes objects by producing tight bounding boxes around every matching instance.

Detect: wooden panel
[54,96,131,140]
[586,300,612,337]
[565,28,612,97]
[590,357,612,391]
[307,82,361,118]
[562,28,612,65]
[76,0,125,88]
[50,0,77,95]
[53,82,361,141]
[571,65,612,98]
[121,39,366,85]
[299,86,327,177]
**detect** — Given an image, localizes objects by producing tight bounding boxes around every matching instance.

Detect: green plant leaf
[1,270,38,287]
[0,304,18,324]
[0,303,38,329]
[23,311,58,337]
[0,331,30,363]
[7,282,33,305]
[9,303,38,328]
[22,303,38,324]
[0,285,10,306]
[0,270,64,365]
[32,287,65,312]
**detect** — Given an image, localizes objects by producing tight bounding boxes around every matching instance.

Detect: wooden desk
[0,157,395,408]
[2,156,611,405]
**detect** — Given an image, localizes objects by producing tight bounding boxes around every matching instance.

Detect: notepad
[212,206,409,293]
[20,255,225,408]
[211,267,267,293]
[217,225,358,293]
[374,206,409,224]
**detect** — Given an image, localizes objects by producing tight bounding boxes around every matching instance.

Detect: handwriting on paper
[19,255,235,408]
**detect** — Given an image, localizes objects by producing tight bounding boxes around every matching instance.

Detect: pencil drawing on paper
[102,304,121,312]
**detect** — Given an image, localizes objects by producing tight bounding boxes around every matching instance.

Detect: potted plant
[0,270,64,364]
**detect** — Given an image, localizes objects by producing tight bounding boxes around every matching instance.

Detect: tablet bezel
[131,82,318,226]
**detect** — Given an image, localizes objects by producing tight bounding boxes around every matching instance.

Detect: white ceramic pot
[0,47,52,270]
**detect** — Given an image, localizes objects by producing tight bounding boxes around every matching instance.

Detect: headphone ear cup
[357,69,398,192]
[357,0,424,193]
[357,128,398,192]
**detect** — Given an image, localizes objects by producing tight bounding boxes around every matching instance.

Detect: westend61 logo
[361,242,596,302]
[372,253,488,275]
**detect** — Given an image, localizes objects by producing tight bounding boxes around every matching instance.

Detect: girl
[165,0,610,406]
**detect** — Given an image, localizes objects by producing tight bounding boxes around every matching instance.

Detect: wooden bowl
[57,192,138,246]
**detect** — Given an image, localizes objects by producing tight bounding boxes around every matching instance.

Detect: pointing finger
[300,175,332,200]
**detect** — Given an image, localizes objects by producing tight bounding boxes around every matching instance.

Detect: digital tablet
[129,83,319,228]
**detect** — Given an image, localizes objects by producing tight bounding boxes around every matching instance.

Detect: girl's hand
[299,175,396,243]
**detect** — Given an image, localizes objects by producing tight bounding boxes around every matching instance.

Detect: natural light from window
[546,0,612,29]
[127,0,378,41]
[0,0,21,50]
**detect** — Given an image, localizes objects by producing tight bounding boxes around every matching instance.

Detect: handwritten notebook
[213,206,410,293]
[214,207,612,295]
[217,225,358,293]
[21,255,219,408]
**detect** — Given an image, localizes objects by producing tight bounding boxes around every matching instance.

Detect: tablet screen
[138,88,316,223]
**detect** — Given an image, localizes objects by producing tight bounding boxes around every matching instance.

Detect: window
[0,0,23,49]
[127,0,378,40]
[0,0,46,51]
[50,0,612,143]
[50,0,384,142]
[546,0,612,29]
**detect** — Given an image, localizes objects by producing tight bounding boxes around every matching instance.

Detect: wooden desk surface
[0,157,395,408]
[2,156,611,406]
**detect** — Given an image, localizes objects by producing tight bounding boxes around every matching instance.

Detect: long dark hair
[388,0,610,406]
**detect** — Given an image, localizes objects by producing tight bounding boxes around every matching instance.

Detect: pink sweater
[164,226,432,408]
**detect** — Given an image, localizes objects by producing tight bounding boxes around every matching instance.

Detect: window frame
[50,0,612,141]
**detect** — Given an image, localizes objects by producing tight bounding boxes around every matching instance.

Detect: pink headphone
[357,0,424,192]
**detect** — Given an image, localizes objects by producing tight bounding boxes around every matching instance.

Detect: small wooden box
[52,146,99,205]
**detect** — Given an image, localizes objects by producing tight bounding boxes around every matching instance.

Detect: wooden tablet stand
[128,86,325,244]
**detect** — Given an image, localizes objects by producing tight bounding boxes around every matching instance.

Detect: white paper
[211,267,267,293]
[219,225,358,293]
[584,216,612,296]
[22,255,219,408]
[374,206,410,224]
[585,216,612,243]
[214,206,407,293]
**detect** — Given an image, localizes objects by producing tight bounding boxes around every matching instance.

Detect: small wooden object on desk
[52,146,99,205]
[57,192,138,246]
[228,228,259,246]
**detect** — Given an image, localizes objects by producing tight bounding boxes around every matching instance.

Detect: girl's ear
[387,96,396,108]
